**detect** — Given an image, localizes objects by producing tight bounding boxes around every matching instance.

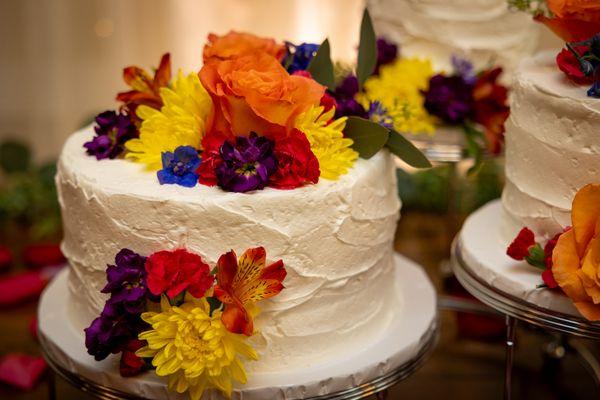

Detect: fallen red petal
[0,354,47,390]
[0,270,48,307]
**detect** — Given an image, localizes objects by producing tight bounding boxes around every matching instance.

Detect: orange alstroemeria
[116,53,172,124]
[214,247,286,336]
[536,0,600,41]
[552,184,600,321]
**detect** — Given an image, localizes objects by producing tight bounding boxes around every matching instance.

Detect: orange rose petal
[572,184,600,258]
[578,235,600,304]
[573,301,600,322]
[552,229,588,302]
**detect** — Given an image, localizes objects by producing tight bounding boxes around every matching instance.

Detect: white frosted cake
[57,126,402,373]
[367,0,539,74]
[501,52,600,242]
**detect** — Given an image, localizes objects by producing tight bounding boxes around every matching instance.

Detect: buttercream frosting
[56,126,402,372]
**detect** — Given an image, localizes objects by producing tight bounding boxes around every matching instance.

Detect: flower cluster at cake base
[84,246,286,399]
[506,184,600,321]
[82,9,431,193]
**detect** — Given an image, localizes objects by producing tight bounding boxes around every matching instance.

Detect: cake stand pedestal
[451,200,600,400]
[38,254,438,400]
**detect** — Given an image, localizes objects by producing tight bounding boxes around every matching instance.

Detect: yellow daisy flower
[358,57,436,134]
[137,296,258,400]
[294,106,358,180]
[125,71,212,170]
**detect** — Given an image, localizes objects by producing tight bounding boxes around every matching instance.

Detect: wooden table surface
[0,210,596,399]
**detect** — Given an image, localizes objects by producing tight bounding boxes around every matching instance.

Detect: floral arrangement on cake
[84,246,286,399]
[83,10,430,193]
[507,184,600,321]
[509,0,600,98]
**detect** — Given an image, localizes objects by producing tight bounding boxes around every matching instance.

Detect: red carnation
[119,339,147,377]
[507,228,536,261]
[269,129,319,189]
[22,243,65,269]
[145,249,214,299]
[197,131,228,187]
[320,92,336,112]
[556,46,595,85]
[472,68,510,155]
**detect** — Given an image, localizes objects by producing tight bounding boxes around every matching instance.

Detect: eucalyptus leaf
[462,123,485,175]
[344,117,389,159]
[0,140,31,173]
[386,130,432,168]
[307,39,335,89]
[207,297,223,316]
[356,9,377,88]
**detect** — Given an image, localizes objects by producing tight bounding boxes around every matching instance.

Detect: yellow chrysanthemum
[125,71,212,170]
[137,296,258,400]
[358,57,436,134]
[294,106,358,180]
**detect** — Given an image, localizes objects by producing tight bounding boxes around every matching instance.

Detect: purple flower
[375,38,398,74]
[330,75,368,119]
[282,42,320,73]
[368,101,394,130]
[216,133,277,193]
[451,55,476,85]
[84,110,137,160]
[334,75,360,99]
[84,249,149,361]
[423,74,474,125]
[157,146,201,188]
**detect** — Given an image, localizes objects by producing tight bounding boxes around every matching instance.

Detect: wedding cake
[367,0,539,74]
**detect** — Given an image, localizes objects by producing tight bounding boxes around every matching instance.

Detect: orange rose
[203,31,285,62]
[538,1,600,41]
[552,184,600,320]
[199,53,324,137]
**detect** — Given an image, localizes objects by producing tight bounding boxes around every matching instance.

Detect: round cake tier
[367,0,538,74]
[502,52,600,242]
[56,127,401,372]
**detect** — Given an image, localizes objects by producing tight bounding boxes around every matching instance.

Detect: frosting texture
[502,52,600,241]
[56,126,402,372]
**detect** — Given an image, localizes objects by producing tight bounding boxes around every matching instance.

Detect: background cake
[501,52,600,242]
[57,126,402,372]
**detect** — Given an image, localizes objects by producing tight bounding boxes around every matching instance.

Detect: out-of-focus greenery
[397,158,504,215]
[0,140,61,239]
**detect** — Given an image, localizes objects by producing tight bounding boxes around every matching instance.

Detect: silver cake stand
[451,201,600,400]
[38,255,438,400]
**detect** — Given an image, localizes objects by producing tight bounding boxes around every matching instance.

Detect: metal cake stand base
[452,200,600,400]
[38,254,438,400]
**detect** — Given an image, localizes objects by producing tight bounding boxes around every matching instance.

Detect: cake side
[57,126,402,371]
[367,0,538,74]
[501,52,600,242]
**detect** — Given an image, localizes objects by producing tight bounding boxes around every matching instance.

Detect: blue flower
[368,101,394,130]
[157,146,201,187]
[588,80,600,98]
[282,42,320,73]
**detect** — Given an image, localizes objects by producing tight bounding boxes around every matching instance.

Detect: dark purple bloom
[84,249,149,361]
[334,75,360,99]
[375,38,398,74]
[157,146,201,187]
[330,75,368,119]
[84,110,137,160]
[282,42,320,73]
[451,55,476,85]
[423,74,474,125]
[588,80,600,98]
[368,101,394,130]
[216,133,277,193]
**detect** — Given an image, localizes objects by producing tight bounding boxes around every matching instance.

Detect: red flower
[116,53,171,125]
[556,46,595,85]
[320,92,336,112]
[542,269,559,289]
[270,129,320,189]
[214,247,286,336]
[0,246,13,272]
[197,131,228,187]
[507,228,536,261]
[0,354,47,390]
[145,249,214,299]
[119,339,147,377]
[472,68,510,155]
[22,243,65,269]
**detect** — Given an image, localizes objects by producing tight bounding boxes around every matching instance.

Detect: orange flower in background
[537,0,600,41]
[214,247,286,336]
[552,184,600,321]
[203,31,285,62]
[199,53,324,137]
[117,53,171,124]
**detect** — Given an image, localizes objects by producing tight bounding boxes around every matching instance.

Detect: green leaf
[344,117,389,159]
[210,266,218,276]
[356,8,377,88]
[386,130,432,168]
[525,243,547,270]
[307,39,335,90]
[207,297,222,316]
[462,123,485,175]
[0,141,31,173]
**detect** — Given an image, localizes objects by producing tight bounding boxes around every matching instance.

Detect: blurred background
[1,0,595,399]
